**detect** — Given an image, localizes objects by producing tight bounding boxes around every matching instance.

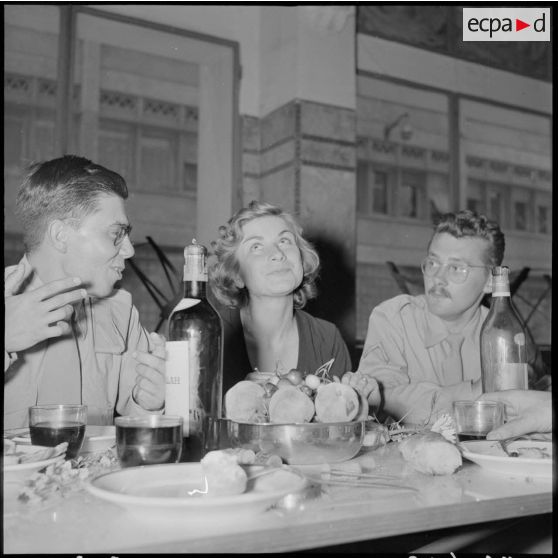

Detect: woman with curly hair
[209,201,355,393]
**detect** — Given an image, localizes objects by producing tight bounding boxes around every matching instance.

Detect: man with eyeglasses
[4,155,166,428]
[357,210,544,426]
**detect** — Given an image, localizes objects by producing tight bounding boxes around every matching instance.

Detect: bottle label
[165,340,190,436]
[170,298,201,315]
[496,363,528,390]
[492,288,510,297]
[183,255,207,282]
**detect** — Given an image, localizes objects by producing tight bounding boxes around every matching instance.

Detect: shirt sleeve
[357,300,477,425]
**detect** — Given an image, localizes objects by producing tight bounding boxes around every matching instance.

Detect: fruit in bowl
[225,366,369,425]
[220,361,369,464]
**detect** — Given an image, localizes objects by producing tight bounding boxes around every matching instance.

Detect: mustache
[428,286,451,298]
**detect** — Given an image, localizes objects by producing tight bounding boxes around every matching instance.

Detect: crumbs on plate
[18,447,120,505]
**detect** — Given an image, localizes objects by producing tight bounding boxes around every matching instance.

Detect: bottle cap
[184,238,206,257]
[491,266,510,296]
[184,239,208,281]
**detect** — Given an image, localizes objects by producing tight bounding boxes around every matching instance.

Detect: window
[357,160,433,221]
[98,120,134,183]
[400,170,425,218]
[467,170,550,235]
[5,6,238,249]
[514,201,527,231]
[487,188,503,225]
[538,206,549,235]
[356,160,372,214]
[462,99,551,236]
[140,132,177,193]
[466,179,484,214]
[427,172,450,219]
[183,162,197,193]
[372,170,388,214]
[535,192,552,235]
[4,75,58,168]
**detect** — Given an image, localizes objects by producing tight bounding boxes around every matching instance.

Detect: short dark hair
[15,155,128,251]
[209,200,320,309]
[429,209,505,266]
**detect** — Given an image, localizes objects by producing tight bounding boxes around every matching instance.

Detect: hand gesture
[132,332,166,412]
[341,371,381,408]
[478,390,552,439]
[4,263,86,354]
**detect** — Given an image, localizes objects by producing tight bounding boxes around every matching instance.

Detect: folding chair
[386,261,424,296]
[127,236,182,332]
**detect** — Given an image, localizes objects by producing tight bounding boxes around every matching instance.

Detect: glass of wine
[29,404,88,459]
[453,400,505,442]
[115,415,183,468]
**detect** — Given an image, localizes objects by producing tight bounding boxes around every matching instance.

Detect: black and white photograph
[3,3,552,555]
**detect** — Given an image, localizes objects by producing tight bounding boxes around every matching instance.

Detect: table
[3,441,553,554]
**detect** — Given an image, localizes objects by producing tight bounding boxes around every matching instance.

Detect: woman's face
[235,215,304,300]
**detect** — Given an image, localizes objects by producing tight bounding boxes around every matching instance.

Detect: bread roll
[398,431,462,475]
[200,450,248,496]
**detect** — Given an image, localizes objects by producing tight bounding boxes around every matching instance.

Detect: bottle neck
[490,293,512,305]
[183,279,207,300]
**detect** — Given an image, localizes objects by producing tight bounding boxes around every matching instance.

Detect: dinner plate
[460,440,552,478]
[3,444,64,484]
[86,463,307,519]
[4,428,32,445]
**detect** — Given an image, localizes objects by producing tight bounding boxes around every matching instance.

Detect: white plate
[3,444,64,484]
[460,440,552,478]
[86,463,306,519]
[81,425,116,454]
[4,428,31,445]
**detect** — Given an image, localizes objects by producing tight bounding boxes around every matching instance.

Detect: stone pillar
[249,6,358,363]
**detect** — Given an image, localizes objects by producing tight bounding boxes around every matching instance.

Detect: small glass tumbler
[453,400,505,442]
[115,415,183,468]
[29,404,87,459]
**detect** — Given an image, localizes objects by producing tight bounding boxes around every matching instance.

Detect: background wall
[4,5,551,361]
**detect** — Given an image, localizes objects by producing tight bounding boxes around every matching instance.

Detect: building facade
[4,5,552,363]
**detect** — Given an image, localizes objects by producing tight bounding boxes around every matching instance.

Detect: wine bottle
[166,239,223,462]
[480,266,528,392]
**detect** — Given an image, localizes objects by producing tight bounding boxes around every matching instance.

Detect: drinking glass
[29,404,87,459]
[115,415,183,468]
[453,400,505,442]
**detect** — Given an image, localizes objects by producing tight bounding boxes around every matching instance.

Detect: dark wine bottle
[480,266,528,392]
[165,240,223,462]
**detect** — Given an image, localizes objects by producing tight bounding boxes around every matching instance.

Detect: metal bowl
[214,419,365,465]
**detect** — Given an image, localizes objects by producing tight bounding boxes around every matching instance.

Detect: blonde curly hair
[209,201,320,309]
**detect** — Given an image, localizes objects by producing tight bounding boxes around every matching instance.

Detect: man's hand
[132,332,166,412]
[4,263,87,354]
[478,390,552,439]
[341,371,381,408]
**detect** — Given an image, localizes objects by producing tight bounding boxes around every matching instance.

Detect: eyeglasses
[112,224,133,247]
[421,256,490,284]
[65,218,132,248]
